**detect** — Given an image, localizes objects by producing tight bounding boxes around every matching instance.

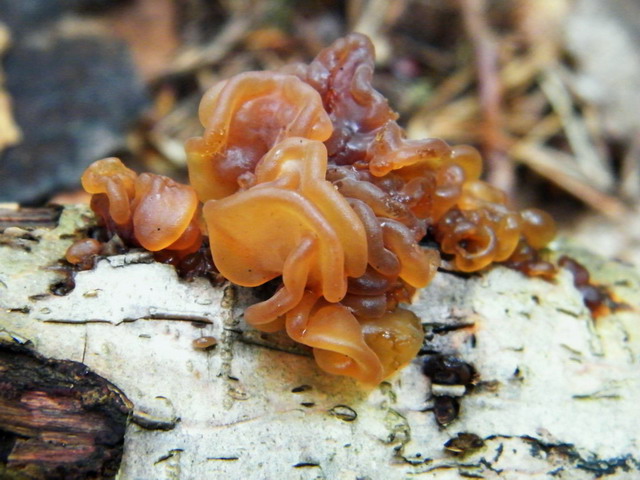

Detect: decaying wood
[0,341,131,480]
[0,206,639,479]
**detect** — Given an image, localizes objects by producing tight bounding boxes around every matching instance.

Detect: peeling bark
[0,206,639,479]
[0,342,131,480]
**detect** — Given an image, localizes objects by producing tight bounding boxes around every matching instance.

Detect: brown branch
[459,0,514,196]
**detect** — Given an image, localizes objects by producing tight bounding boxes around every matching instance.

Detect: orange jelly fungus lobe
[204,138,368,323]
[81,157,136,225]
[76,33,557,385]
[192,336,218,350]
[78,157,202,258]
[185,71,333,202]
[65,238,102,270]
[132,173,200,252]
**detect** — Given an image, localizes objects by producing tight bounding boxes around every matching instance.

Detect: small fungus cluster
[69,34,556,385]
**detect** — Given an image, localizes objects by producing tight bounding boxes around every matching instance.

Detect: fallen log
[1,205,638,479]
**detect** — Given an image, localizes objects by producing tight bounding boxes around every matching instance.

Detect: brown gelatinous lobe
[192,336,217,350]
[72,157,203,269]
[502,240,556,280]
[185,71,333,202]
[205,137,368,311]
[291,34,556,276]
[75,33,557,385]
[558,255,617,318]
[284,33,398,166]
[65,237,102,270]
[81,156,137,226]
[132,172,201,252]
[162,240,222,282]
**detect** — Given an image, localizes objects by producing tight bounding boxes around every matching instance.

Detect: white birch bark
[1,205,638,479]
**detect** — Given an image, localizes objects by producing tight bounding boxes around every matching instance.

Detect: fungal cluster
[69,34,556,385]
